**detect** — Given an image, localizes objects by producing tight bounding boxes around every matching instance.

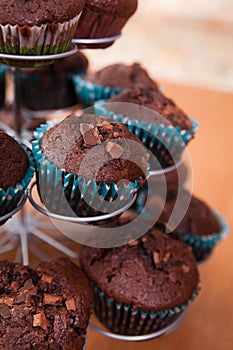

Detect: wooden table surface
[0,83,232,349]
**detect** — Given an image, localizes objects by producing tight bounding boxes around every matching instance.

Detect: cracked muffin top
[40,113,149,185]
[79,226,200,312]
[0,258,93,350]
[0,0,85,26]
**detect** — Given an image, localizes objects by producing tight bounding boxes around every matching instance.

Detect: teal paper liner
[32,121,143,218]
[94,100,199,168]
[72,75,122,105]
[179,210,229,261]
[92,284,200,336]
[0,143,35,223]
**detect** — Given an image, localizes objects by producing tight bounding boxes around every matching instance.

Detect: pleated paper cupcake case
[32,122,142,218]
[92,283,200,336]
[179,210,229,253]
[94,100,199,167]
[72,75,122,105]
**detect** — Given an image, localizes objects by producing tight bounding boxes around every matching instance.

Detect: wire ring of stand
[0,191,28,223]
[88,313,185,342]
[28,181,137,224]
[0,43,78,68]
[72,34,122,45]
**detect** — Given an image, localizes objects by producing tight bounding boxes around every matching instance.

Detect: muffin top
[80,226,199,312]
[159,190,221,237]
[0,0,85,26]
[107,87,193,130]
[84,0,138,18]
[0,258,93,350]
[40,114,149,184]
[86,63,158,90]
[0,130,29,191]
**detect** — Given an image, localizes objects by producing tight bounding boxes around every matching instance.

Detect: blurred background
[86,0,233,92]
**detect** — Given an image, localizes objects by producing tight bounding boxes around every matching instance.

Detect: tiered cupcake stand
[0,35,225,345]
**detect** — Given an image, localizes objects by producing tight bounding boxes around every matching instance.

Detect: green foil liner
[92,284,200,336]
[72,75,122,106]
[32,121,142,219]
[94,100,199,169]
[179,210,229,262]
[0,142,35,223]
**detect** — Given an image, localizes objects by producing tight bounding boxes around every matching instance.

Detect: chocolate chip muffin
[73,62,159,107]
[106,87,192,130]
[18,52,89,111]
[158,190,226,262]
[0,130,29,191]
[74,0,138,48]
[40,114,149,184]
[86,63,159,90]
[80,226,200,335]
[0,0,85,55]
[32,114,149,217]
[0,258,94,350]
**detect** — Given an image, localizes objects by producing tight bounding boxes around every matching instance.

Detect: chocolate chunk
[41,274,53,283]
[82,126,101,146]
[106,141,124,158]
[33,311,49,331]
[0,303,11,318]
[43,293,63,305]
[153,251,160,265]
[65,298,76,311]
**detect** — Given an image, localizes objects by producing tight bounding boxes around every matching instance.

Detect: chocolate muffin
[73,62,159,106]
[32,114,149,217]
[0,258,94,350]
[0,0,85,55]
[18,52,89,111]
[40,114,148,184]
[95,87,197,168]
[0,130,34,224]
[106,87,192,130]
[0,130,29,191]
[158,190,226,262]
[74,0,138,48]
[86,63,159,90]
[80,226,200,335]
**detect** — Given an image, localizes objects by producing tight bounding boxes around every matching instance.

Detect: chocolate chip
[65,298,76,311]
[80,124,101,146]
[0,303,11,318]
[153,251,160,265]
[43,293,63,305]
[33,311,49,331]
[182,265,190,273]
[106,141,124,158]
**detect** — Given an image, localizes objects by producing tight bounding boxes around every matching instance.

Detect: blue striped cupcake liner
[92,283,200,336]
[0,141,35,222]
[32,120,143,218]
[179,210,229,255]
[72,75,122,105]
[94,100,199,169]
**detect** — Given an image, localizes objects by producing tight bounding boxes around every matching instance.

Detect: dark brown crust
[0,258,93,350]
[84,0,138,18]
[0,130,29,191]
[107,88,193,130]
[80,227,199,312]
[86,63,158,90]
[0,0,85,26]
[40,114,149,184]
[159,190,221,237]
